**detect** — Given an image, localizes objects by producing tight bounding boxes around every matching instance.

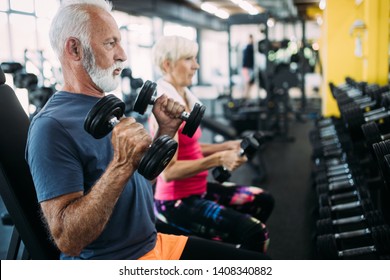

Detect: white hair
[49,0,113,57]
[152,36,199,74]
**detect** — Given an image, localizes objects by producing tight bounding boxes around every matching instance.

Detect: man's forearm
[45,161,135,256]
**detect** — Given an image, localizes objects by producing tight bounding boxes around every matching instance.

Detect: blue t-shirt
[26,91,156,260]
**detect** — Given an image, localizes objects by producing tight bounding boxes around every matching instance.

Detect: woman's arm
[161,134,246,182]
[200,140,241,156]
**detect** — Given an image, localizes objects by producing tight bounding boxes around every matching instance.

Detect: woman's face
[168,54,199,88]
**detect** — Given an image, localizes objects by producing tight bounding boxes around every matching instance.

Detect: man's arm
[40,118,151,256]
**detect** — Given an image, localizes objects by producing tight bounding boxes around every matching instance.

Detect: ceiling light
[267,18,275,27]
[201,2,230,19]
[215,9,230,19]
[201,2,218,14]
[319,0,326,10]
[231,0,259,15]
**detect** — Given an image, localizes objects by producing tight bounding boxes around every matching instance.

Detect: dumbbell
[318,187,370,208]
[133,80,206,137]
[373,140,390,188]
[318,198,374,220]
[316,210,385,235]
[84,94,178,180]
[342,99,390,140]
[316,175,356,195]
[212,135,260,183]
[362,122,390,151]
[317,224,390,259]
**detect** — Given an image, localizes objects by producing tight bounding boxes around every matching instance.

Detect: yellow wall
[320,0,389,117]
[363,0,389,84]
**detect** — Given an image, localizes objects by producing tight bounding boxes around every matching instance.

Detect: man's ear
[64,37,82,61]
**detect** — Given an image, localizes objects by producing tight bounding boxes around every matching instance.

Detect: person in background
[149,35,274,253]
[242,34,255,99]
[26,0,270,260]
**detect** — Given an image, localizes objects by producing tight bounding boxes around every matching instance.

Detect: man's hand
[152,94,185,138]
[111,117,152,170]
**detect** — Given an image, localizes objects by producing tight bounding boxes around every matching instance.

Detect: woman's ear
[162,59,172,73]
[64,37,82,61]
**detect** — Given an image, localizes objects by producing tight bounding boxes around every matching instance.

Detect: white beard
[82,46,123,92]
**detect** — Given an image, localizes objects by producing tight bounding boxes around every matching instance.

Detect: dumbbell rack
[310,78,390,259]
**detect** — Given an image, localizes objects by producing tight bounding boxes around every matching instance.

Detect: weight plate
[84,94,125,139]
[365,210,385,228]
[371,225,390,254]
[133,80,156,114]
[212,166,231,183]
[362,122,381,149]
[316,218,334,235]
[317,234,338,259]
[373,140,390,187]
[138,135,178,180]
[182,103,206,137]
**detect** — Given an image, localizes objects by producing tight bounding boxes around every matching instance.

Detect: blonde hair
[152,36,199,74]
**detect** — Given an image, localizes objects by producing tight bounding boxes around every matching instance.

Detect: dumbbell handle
[108,116,159,151]
[365,108,390,122]
[218,149,246,171]
[334,228,370,239]
[338,245,376,258]
[331,200,360,211]
[327,178,354,192]
[149,94,192,121]
[108,117,120,127]
[332,214,365,225]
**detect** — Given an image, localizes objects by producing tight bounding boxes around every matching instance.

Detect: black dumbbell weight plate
[361,122,382,148]
[365,210,385,227]
[138,135,178,180]
[341,104,365,133]
[383,154,390,190]
[84,94,125,139]
[373,140,390,187]
[316,218,334,235]
[371,225,390,255]
[212,166,231,183]
[133,80,156,114]
[182,103,206,137]
[317,234,339,259]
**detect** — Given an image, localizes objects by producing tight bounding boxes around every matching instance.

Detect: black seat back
[0,65,59,259]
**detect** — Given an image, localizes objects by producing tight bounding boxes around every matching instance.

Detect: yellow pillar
[362,0,389,85]
[321,0,364,117]
[320,0,389,117]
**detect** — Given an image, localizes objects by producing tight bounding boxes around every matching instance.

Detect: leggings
[205,182,274,223]
[180,236,271,260]
[155,182,274,252]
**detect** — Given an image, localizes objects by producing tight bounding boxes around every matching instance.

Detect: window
[0,0,8,12]
[163,23,197,41]
[9,13,37,62]
[35,0,59,19]
[10,0,34,13]
[0,12,10,62]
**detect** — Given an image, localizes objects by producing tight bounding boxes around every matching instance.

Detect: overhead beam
[111,0,228,31]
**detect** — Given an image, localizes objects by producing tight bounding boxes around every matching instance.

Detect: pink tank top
[154,124,208,200]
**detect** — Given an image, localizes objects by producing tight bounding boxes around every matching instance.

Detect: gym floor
[0,97,320,260]
[220,108,318,259]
